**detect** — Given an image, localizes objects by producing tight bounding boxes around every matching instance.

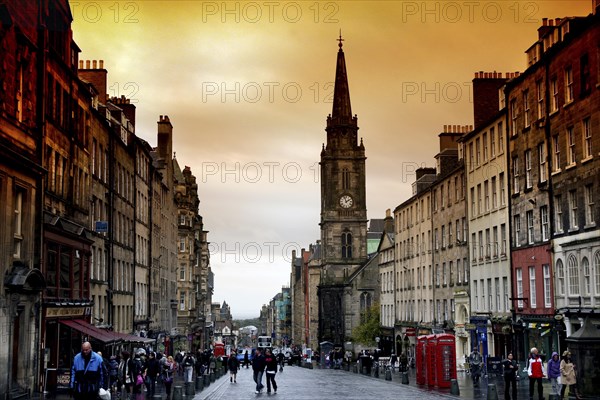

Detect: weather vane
[337,29,344,48]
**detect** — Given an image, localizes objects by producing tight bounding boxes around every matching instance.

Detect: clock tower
[318,35,368,345]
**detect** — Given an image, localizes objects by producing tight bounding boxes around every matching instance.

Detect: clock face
[339,195,353,208]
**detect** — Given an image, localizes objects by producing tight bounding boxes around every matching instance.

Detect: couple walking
[252,348,279,394]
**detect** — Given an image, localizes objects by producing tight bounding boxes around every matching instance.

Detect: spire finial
[337,30,344,49]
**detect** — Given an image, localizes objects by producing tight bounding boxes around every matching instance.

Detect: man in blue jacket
[251,348,266,394]
[70,341,106,400]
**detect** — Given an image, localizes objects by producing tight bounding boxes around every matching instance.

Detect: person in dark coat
[502,352,518,400]
[251,349,266,394]
[243,350,250,369]
[264,349,278,394]
[227,353,239,383]
[145,352,160,396]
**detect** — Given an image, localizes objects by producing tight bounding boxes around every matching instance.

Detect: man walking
[70,341,107,400]
[252,349,266,394]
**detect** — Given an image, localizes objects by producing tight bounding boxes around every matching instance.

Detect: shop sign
[46,307,90,318]
[465,323,476,330]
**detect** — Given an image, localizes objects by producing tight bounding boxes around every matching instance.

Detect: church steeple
[331,32,353,125]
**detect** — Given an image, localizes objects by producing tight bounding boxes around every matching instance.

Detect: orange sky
[72,0,592,318]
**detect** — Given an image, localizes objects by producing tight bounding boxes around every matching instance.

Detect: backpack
[184,356,194,367]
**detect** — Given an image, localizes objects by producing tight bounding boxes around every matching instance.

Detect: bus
[257,336,272,349]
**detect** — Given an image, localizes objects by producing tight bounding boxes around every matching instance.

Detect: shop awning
[59,319,120,344]
[109,331,155,344]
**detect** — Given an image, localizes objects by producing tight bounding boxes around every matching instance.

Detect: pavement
[35,363,599,400]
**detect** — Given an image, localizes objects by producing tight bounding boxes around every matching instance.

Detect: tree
[351,304,380,347]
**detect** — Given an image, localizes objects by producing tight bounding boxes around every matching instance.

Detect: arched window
[567,255,579,295]
[342,168,350,190]
[556,259,565,295]
[594,251,600,295]
[582,257,590,295]
[341,231,353,258]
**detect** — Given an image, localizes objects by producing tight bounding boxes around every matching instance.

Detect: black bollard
[185,381,195,396]
[203,373,210,387]
[209,372,215,383]
[373,365,379,378]
[385,369,392,381]
[487,383,499,400]
[450,379,460,395]
[172,386,183,400]
[195,375,203,391]
[402,371,409,384]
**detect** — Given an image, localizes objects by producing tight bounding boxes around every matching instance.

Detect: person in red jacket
[527,347,546,400]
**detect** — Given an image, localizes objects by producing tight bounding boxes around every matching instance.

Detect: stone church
[317,37,379,348]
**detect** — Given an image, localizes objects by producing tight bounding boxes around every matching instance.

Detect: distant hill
[235,318,260,328]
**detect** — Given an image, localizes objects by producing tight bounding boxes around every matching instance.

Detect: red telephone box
[434,334,457,388]
[426,335,438,386]
[416,335,428,385]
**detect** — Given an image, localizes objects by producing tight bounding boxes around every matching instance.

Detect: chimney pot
[92,60,97,69]
[99,60,104,69]
[543,17,548,26]
[79,60,83,69]
[86,60,90,69]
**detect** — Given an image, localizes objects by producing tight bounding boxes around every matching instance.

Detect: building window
[555,195,563,233]
[594,251,600,295]
[569,190,578,230]
[527,211,534,244]
[491,177,497,209]
[503,277,509,311]
[540,206,549,241]
[538,142,547,183]
[490,127,496,158]
[514,214,521,247]
[583,118,592,159]
[510,99,518,136]
[483,132,488,161]
[485,229,491,258]
[551,77,559,113]
[516,268,523,308]
[543,264,551,307]
[513,157,520,194]
[469,142,474,170]
[585,185,595,226]
[523,90,530,128]
[342,168,350,190]
[568,255,579,295]
[476,138,481,166]
[525,150,532,188]
[498,121,504,153]
[471,233,477,259]
[484,181,489,212]
[179,265,185,281]
[552,135,560,172]
[529,267,537,308]
[567,126,576,165]
[341,231,353,258]
[13,187,25,259]
[179,238,186,252]
[473,281,478,311]
[583,257,591,295]
[470,187,476,216]
[180,292,186,311]
[556,259,565,295]
[478,231,483,260]
[536,80,544,119]
[565,66,574,103]
[495,278,500,312]
[493,226,498,258]
[501,223,507,255]
[499,173,505,206]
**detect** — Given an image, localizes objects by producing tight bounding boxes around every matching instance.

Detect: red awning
[59,319,120,344]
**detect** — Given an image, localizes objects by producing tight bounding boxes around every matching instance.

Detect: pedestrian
[264,348,278,394]
[108,355,119,393]
[162,356,176,400]
[469,348,483,384]
[182,352,195,383]
[70,341,107,400]
[145,352,160,397]
[118,351,132,399]
[527,347,545,400]
[252,348,266,394]
[175,350,184,377]
[502,352,518,400]
[277,351,285,372]
[547,351,561,397]
[244,350,250,369]
[390,353,397,372]
[560,351,581,400]
[227,351,239,383]
[399,352,408,373]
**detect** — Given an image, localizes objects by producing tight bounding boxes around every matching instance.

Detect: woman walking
[264,349,278,394]
[560,351,581,400]
[162,356,176,400]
